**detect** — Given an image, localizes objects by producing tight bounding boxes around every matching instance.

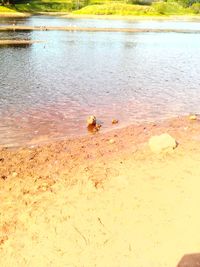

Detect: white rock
[148,133,177,153]
[87,115,96,126]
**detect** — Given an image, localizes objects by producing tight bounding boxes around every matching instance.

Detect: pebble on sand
[12,172,18,177]
[87,123,101,133]
[148,133,177,153]
[189,114,197,120]
[112,119,119,124]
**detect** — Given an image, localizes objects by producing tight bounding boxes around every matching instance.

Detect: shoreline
[1,115,200,171]
[0,12,200,20]
[0,12,31,17]
[63,13,200,21]
[1,115,200,266]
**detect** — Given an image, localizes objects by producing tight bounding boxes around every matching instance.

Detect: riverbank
[1,11,200,20]
[0,11,30,17]
[63,13,200,20]
[1,116,200,266]
[0,1,200,18]
[0,39,44,45]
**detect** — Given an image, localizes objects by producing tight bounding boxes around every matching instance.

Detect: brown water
[0,16,200,147]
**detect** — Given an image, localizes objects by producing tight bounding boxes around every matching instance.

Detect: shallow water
[0,16,200,146]
[1,15,200,30]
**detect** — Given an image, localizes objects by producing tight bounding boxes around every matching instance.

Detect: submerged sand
[1,116,200,267]
[0,40,44,45]
[1,25,200,34]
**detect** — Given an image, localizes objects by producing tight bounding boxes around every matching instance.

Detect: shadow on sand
[177,253,200,267]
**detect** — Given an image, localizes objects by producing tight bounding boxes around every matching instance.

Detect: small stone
[87,123,101,133]
[112,119,119,124]
[148,133,177,153]
[87,115,96,126]
[189,114,197,120]
[12,172,18,177]
[109,139,115,144]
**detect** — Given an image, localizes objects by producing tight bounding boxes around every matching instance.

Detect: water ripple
[0,17,200,146]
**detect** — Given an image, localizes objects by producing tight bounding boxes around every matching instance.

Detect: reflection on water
[0,44,32,48]
[1,15,200,30]
[0,17,200,146]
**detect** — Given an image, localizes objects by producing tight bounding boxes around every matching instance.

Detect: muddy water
[0,16,200,146]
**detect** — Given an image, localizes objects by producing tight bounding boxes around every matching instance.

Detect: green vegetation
[0,0,200,15]
[73,3,155,15]
[0,5,17,11]
[152,1,190,14]
[190,2,200,13]
[73,1,199,15]
[0,0,74,13]
[14,2,73,12]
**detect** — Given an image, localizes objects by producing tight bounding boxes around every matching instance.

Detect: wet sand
[0,40,44,45]
[1,116,200,267]
[1,25,200,33]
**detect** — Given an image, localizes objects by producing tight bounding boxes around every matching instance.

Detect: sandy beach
[1,116,200,266]
[0,12,30,17]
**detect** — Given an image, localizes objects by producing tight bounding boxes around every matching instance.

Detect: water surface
[1,15,200,30]
[0,16,200,146]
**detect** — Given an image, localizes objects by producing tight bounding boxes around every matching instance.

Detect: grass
[0,0,199,16]
[152,2,190,15]
[0,0,73,13]
[14,2,73,13]
[73,2,195,16]
[0,5,17,12]
[73,2,155,15]
[190,2,200,13]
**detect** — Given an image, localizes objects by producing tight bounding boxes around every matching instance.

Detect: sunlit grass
[0,0,199,15]
[152,2,190,15]
[190,2,200,13]
[14,2,73,12]
[73,1,196,15]
[0,5,17,12]
[73,3,155,15]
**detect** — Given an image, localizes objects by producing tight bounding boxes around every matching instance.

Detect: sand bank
[1,116,200,267]
[1,25,200,33]
[0,39,44,45]
[0,12,30,17]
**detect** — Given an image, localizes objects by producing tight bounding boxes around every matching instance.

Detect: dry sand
[0,12,30,17]
[1,116,200,267]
